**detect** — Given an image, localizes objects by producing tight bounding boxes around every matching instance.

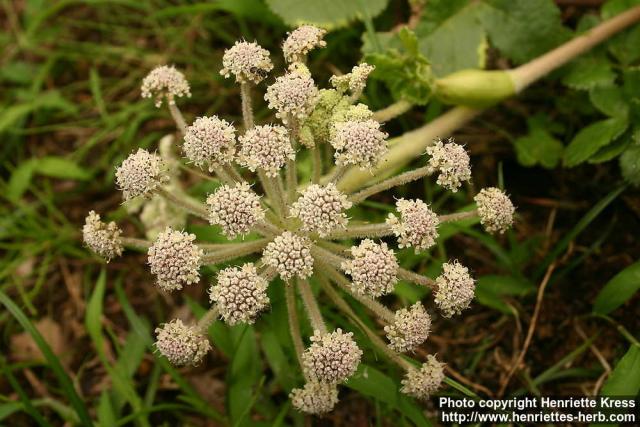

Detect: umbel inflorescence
[83,27,515,415]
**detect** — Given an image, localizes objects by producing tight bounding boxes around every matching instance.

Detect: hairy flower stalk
[84,26,518,414]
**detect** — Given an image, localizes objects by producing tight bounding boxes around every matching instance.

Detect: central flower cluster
[83,24,516,416]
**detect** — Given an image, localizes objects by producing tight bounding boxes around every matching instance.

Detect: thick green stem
[348,166,431,203]
[156,187,209,220]
[168,103,187,135]
[196,306,219,334]
[201,238,269,264]
[285,284,306,372]
[326,222,393,240]
[297,279,327,334]
[337,6,640,193]
[509,6,640,91]
[240,82,254,131]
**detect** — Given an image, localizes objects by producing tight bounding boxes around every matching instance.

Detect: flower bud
[290,183,352,237]
[302,329,362,383]
[385,302,431,353]
[115,149,168,201]
[342,239,398,297]
[148,227,203,291]
[290,381,338,414]
[207,183,264,239]
[434,260,475,318]
[263,232,314,280]
[210,263,269,325]
[183,116,236,170]
[155,319,211,366]
[401,355,445,399]
[474,187,515,234]
[82,211,123,261]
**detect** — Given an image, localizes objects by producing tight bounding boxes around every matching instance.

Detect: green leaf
[514,119,564,168]
[600,345,640,396]
[564,117,628,167]
[620,143,640,186]
[602,0,640,64]
[346,364,431,427]
[414,0,487,76]
[265,0,388,29]
[478,0,571,64]
[476,275,535,314]
[32,156,92,180]
[365,28,434,105]
[7,160,36,202]
[589,134,632,163]
[589,85,630,117]
[0,290,94,426]
[228,325,262,426]
[593,260,640,315]
[562,56,616,90]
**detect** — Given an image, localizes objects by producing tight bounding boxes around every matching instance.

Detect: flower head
[434,260,475,318]
[342,239,398,297]
[283,25,327,63]
[265,70,318,123]
[263,232,314,280]
[207,183,265,239]
[155,319,211,366]
[425,138,471,192]
[220,41,273,84]
[474,187,515,234]
[141,65,191,107]
[384,302,431,353]
[183,116,236,170]
[330,63,375,95]
[386,199,439,253]
[115,149,168,201]
[302,329,362,383]
[148,227,203,291]
[290,183,352,237]
[290,381,339,415]
[82,211,123,261]
[238,124,294,177]
[401,355,445,399]
[210,263,269,325]
[331,120,388,169]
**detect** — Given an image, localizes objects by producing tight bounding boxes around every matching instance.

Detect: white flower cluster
[207,183,264,239]
[387,198,440,253]
[141,65,191,107]
[290,183,352,237]
[148,227,203,291]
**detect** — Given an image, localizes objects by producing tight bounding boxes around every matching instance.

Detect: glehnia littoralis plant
[83,26,515,414]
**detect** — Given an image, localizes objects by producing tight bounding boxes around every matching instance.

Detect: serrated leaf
[564,117,628,167]
[265,0,388,29]
[478,0,571,64]
[589,85,629,117]
[620,143,640,185]
[593,260,640,315]
[514,119,564,168]
[589,134,632,163]
[415,0,487,76]
[562,56,616,90]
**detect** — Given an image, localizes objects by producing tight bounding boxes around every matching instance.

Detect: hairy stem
[397,268,436,289]
[285,284,306,371]
[240,82,254,131]
[223,163,244,183]
[320,262,395,324]
[258,170,287,218]
[120,237,151,250]
[327,164,349,185]
[201,238,269,264]
[196,306,219,334]
[211,164,236,185]
[371,99,413,123]
[326,222,393,240]
[439,209,478,223]
[348,166,431,203]
[168,103,187,135]
[286,159,298,204]
[156,187,209,220]
[312,144,322,184]
[317,274,413,371]
[297,279,327,334]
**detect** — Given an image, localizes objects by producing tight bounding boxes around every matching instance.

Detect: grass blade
[0,290,94,426]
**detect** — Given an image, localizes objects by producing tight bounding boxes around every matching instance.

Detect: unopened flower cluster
[83,25,515,416]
